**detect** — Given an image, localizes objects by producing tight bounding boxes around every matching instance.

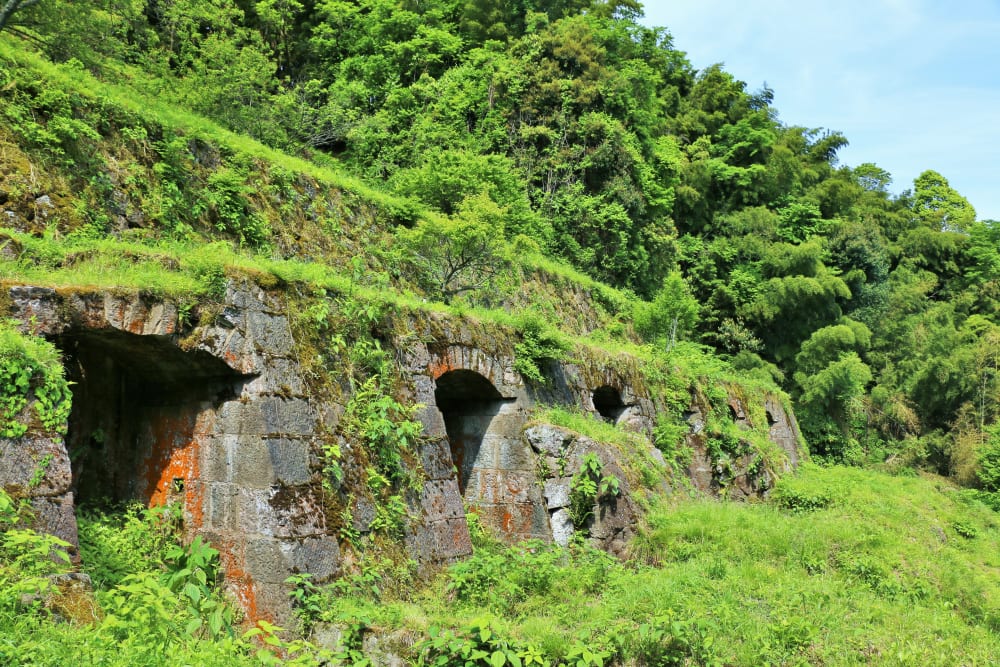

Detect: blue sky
[641,0,1000,221]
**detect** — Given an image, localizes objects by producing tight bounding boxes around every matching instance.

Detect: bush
[977,426,1000,491]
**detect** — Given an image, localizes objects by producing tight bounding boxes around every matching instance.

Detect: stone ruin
[0,282,803,624]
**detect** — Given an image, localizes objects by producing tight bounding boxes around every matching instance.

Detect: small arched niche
[593,385,626,423]
[434,370,506,493]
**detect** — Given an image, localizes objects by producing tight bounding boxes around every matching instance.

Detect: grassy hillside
[2,1,1000,664]
[4,465,999,665]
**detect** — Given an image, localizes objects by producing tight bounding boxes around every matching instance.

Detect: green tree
[634,272,699,351]
[397,193,508,303]
[913,169,976,232]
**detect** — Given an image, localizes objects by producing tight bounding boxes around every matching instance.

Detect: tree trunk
[0,0,42,32]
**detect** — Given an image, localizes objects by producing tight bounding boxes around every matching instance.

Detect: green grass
[0,38,420,223]
[314,464,1000,666]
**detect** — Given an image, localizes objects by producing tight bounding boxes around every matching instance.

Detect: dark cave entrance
[593,385,626,423]
[56,329,249,508]
[434,370,507,494]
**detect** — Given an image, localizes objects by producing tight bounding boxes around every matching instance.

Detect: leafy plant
[568,454,620,529]
[0,321,72,439]
[416,617,547,667]
[513,313,571,385]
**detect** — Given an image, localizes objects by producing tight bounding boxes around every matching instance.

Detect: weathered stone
[0,435,72,497]
[244,358,307,396]
[281,536,339,580]
[233,438,276,488]
[266,439,312,486]
[9,286,64,334]
[352,495,377,533]
[524,424,574,458]
[29,494,79,557]
[201,434,236,484]
[466,470,535,505]
[245,310,294,357]
[206,482,240,530]
[216,401,266,436]
[260,397,317,437]
[312,623,345,652]
[415,403,446,439]
[543,478,571,509]
[362,631,409,667]
[244,538,287,584]
[417,479,465,524]
[237,486,326,538]
[550,508,574,547]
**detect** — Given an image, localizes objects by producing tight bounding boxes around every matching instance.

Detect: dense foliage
[4,0,997,476]
[2,0,1000,663]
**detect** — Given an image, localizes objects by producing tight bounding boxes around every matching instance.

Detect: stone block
[550,508,573,547]
[206,482,239,531]
[234,437,276,489]
[473,502,547,542]
[254,581,296,627]
[415,404,446,439]
[408,516,472,564]
[0,435,72,497]
[266,438,312,486]
[244,538,287,584]
[280,536,340,581]
[418,479,464,524]
[245,310,294,357]
[471,470,534,504]
[418,438,455,481]
[201,434,236,484]
[260,397,318,437]
[543,478,571,509]
[216,401,266,436]
[29,494,79,555]
[225,284,268,313]
[9,286,63,334]
[492,437,535,471]
[239,485,327,538]
[244,358,307,396]
[524,425,574,458]
[411,374,437,404]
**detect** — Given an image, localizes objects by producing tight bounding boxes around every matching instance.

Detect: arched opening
[434,370,505,493]
[593,385,626,423]
[57,329,249,508]
[433,369,546,541]
[765,410,777,426]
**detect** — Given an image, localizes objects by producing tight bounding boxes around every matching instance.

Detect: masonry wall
[1,283,804,625]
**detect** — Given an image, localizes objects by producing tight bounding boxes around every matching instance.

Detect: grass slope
[316,465,1000,666]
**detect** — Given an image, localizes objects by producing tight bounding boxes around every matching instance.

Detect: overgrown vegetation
[0,319,71,440]
[274,465,1000,665]
[1,0,1000,662]
[0,491,336,665]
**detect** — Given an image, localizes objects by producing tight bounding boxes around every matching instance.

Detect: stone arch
[433,369,547,541]
[57,328,249,509]
[592,385,626,423]
[434,370,507,493]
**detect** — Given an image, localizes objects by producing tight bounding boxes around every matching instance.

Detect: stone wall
[0,283,804,625]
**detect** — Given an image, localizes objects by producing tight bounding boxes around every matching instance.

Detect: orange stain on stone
[219,545,267,627]
[429,357,456,379]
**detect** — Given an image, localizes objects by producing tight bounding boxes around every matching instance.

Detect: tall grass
[319,464,1000,666]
